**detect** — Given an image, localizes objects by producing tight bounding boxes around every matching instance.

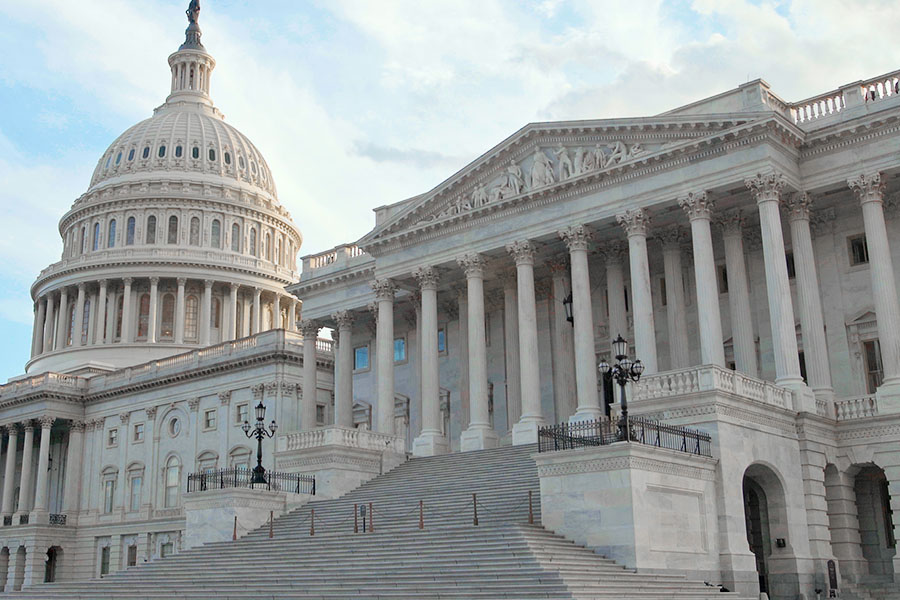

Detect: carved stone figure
[580,147,597,172]
[628,143,645,159]
[530,149,555,188]
[471,184,489,207]
[489,185,503,203]
[186,0,201,24]
[573,147,584,176]
[554,143,573,181]
[501,160,524,196]
[593,144,606,170]
[606,141,628,166]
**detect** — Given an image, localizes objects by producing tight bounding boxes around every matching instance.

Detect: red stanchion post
[473,493,479,526]
[269,511,274,539]
[528,490,534,525]
[310,508,315,536]
[233,515,237,540]
[368,502,374,532]
[354,503,359,533]
[419,500,424,530]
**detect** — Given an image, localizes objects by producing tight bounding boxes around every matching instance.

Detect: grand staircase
[21,444,738,599]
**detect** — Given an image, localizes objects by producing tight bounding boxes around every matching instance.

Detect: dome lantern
[166,0,215,108]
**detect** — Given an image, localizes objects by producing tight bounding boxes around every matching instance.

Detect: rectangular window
[160,542,174,558]
[204,409,217,430]
[133,423,144,443]
[437,328,447,354]
[129,476,142,512]
[785,252,796,279]
[393,337,406,363]
[100,546,111,575]
[127,545,137,567]
[316,404,325,426]
[863,339,884,394]
[849,234,870,266]
[717,264,729,294]
[354,345,369,370]
[108,428,118,447]
[103,480,115,514]
[236,403,249,424]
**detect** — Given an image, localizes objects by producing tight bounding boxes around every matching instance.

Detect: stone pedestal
[183,488,307,550]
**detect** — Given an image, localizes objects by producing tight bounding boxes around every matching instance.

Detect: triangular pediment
[357,113,773,250]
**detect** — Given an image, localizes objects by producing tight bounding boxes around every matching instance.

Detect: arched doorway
[854,465,896,580]
[12,546,25,591]
[44,546,61,583]
[743,463,792,598]
[0,547,8,591]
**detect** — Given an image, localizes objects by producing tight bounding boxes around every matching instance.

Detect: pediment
[357,113,772,250]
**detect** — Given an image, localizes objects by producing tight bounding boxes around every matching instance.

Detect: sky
[0,0,898,382]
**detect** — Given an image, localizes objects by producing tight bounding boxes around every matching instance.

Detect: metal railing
[538,416,711,457]
[187,467,315,495]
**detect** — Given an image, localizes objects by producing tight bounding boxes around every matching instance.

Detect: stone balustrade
[0,372,88,401]
[789,68,900,124]
[833,395,879,421]
[281,425,405,454]
[633,364,792,410]
[302,244,371,275]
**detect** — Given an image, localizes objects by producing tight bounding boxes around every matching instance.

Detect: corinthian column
[121,277,133,343]
[332,311,355,429]
[43,293,56,352]
[559,225,601,419]
[412,267,449,456]
[148,277,159,343]
[617,209,658,373]
[31,298,46,356]
[56,287,69,349]
[658,227,690,369]
[72,284,86,347]
[95,279,108,346]
[15,423,35,518]
[31,416,55,521]
[300,320,320,430]
[680,192,725,368]
[201,279,213,345]
[786,193,833,402]
[175,278,186,343]
[602,242,628,345]
[745,173,807,394]
[62,421,86,516]
[0,426,18,517]
[716,211,758,376]
[506,240,545,444]
[500,272,521,428]
[458,254,499,451]
[371,279,396,435]
[848,173,900,402]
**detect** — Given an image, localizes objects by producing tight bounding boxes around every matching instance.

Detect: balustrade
[633,364,791,409]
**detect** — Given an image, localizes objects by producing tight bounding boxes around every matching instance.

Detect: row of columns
[31,278,299,356]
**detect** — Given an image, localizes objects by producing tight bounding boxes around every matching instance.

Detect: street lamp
[598,334,644,440]
[562,291,574,325]
[242,400,278,485]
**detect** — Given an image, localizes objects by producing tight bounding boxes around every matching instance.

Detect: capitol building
[1,4,899,600]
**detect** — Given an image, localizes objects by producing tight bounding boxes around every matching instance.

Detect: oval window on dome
[115,152,122,165]
[105,155,112,169]
[142,146,150,159]
[175,145,183,158]
[158,145,166,158]
[238,156,245,170]
[192,146,200,160]
[208,148,216,162]
[250,161,257,175]
[128,148,135,161]
[224,152,231,165]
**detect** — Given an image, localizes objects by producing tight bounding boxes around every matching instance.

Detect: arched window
[210,219,221,248]
[158,145,166,158]
[264,233,271,261]
[142,146,150,159]
[92,223,100,251]
[145,216,157,244]
[249,228,257,257]
[160,294,175,340]
[81,298,91,345]
[191,146,200,160]
[125,217,135,246]
[174,145,183,158]
[137,293,150,339]
[115,295,124,340]
[189,217,200,246]
[229,447,252,471]
[231,223,241,252]
[167,216,178,244]
[208,148,216,162]
[115,152,122,165]
[185,295,199,342]
[107,219,117,248]
[164,456,180,508]
[238,156,245,170]
[224,152,231,166]
[127,148,135,161]
[211,298,221,329]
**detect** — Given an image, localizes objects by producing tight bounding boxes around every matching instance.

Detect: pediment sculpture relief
[419,141,646,224]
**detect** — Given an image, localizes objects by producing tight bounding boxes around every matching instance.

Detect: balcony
[300,244,372,279]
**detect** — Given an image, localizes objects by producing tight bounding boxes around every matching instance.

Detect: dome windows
[107,219,117,248]
[128,148,135,162]
[208,148,216,162]
[250,161,257,176]
[175,145,183,158]
[224,152,231,166]
[92,223,101,251]
[105,155,112,169]
[158,145,167,158]
[145,216,157,244]
[191,146,200,160]
[189,217,200,246]
[142,146,150,160]
[211,219,221,248]
[126,217,136,246]
[238,156,245,170]
[115,152,122,166]
[231,223,241,252]
[167,216,179,244]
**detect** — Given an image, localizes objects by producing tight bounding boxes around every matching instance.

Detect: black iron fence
[538,416,711,457]
[49,513,67,526]
[187,467,316,495]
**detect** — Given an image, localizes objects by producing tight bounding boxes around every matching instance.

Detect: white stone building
[1,4,899,599]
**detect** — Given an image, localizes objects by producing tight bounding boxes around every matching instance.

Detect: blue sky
[0,0,898,382]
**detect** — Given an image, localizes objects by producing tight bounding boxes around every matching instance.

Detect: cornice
[799,111,900,159]
[290,264,376,295]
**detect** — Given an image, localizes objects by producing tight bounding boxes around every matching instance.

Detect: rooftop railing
[789,68,900,124]
[302,244,371,275]
[187,467,316,495]
[537,417,711,457]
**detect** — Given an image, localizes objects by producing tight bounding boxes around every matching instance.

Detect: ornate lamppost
[598,335,644,440]
[242,400,278,485]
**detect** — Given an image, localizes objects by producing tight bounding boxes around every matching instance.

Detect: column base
[569,407,604,423]
[27,510,48,525]
[511,417,546,446]
[460,426,499,452]
[876,378,900,414]
[412,430,450,457]
[778,379,817,413]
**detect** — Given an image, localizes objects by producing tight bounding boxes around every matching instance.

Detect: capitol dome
[26,9,303,376]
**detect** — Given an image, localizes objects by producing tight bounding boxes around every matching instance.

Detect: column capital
[599,240,627,265]
[559,224,591,252]
[218,390,232,405]
[122,277,133,286]
[229,282,240,292]
[745,171,786,204]
[37,416,55,429]
[506,239,536,266]
[145,406,158,420]
[656,224,687,249]
[784,191,813,222]
[2,424,19,436]
[413,266,440,290]
[616,208,651,236]
[848,172,885,205]
[188,398,200,413]
[371,278,396,301]
[299,319,320,339]
[119,412,130,425]
[76,282,86,292]
[69,420,87,432]
[22,421,35,433]
[253,286,262,297]
[98,278,108,289]
[332,310,354,330]
[457,253,485,278]
[717,209,746,236]
[176,277,187,287]
[149,276,160,286]
[678,191,714,220]
[203,279,214,289]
